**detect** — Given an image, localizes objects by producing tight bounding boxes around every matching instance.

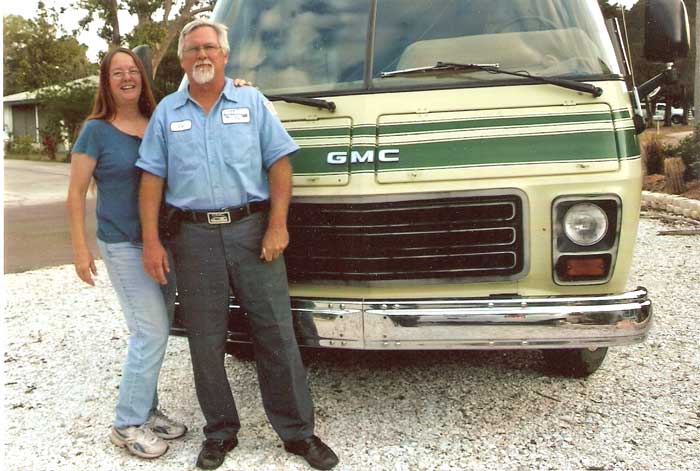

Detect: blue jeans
[97,240,173,428]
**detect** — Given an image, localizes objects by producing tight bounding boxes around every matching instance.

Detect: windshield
[215,0,621,95]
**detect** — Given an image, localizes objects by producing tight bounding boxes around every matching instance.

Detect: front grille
[285,193,525,282]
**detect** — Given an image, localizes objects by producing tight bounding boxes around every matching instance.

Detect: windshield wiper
[381,61,603,97]
[266,94,336,112]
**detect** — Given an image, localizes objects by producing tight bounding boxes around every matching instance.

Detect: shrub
[673,136,700,182]
[642,135,672,175]
[39,121,63,160]
[8,135,36,155]
[4,132,13,154]
[37,80,96,154]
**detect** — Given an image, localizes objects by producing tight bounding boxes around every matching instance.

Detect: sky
[3,0,639,63]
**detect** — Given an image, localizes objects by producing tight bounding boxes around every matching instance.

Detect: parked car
[645,102,692,123]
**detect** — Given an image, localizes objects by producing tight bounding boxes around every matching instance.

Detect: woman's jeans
[97,240,173,428]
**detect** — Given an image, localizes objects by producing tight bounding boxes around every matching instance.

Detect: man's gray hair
[178,19,230,59]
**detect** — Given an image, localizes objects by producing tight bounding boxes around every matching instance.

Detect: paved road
[4,159,97,273]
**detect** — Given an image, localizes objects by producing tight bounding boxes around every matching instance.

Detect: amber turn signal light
[555,254,611,281]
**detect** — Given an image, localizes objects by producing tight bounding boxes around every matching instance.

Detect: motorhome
[164,0,689,377]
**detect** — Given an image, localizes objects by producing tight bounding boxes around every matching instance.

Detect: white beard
[192,63,215,84]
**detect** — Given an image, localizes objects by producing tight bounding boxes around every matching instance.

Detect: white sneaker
[145,409,188,440]
[110,425,168,459]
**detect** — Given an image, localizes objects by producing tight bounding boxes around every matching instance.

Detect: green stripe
[290,132,622,175]
[612,109,631,120]
[375,131,618,171]
[288,112,620,139]
[615,129,640,158]
[287,114,638,175]
[353,125,376,137]
[292,146,349,174]
[288,128,350,138]
[379,113,611,135]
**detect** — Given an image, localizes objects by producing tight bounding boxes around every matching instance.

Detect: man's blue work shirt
[136,78,299,210]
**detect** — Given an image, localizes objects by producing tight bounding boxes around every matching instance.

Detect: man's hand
[260,225,289,262]
[74,247,97,286]
[143,240,170,285]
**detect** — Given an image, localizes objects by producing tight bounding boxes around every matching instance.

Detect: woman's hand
[74,246,97,286]
[233,78,253,87]
[67,152,98,286]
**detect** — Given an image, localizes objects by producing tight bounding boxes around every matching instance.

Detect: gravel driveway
[4,215,700,471]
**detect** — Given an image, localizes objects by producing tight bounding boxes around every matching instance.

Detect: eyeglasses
[183,44,222,57]
[110,68,141,80]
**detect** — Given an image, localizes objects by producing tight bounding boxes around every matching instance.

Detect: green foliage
[673,136,700,181]
[152,39,182,101]
[36,79,97,156]
[7,136,37,155]
[75,0,122,46]
[74,0,212,86]
[39,119,63,160]
[643,136,673,175]
[626,1,697,109]
[3,7,95,95]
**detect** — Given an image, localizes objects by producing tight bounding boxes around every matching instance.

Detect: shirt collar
[172,77,239,109]
[220,78,240,103]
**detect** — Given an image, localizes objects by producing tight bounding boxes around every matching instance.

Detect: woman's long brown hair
[86,47,157,121]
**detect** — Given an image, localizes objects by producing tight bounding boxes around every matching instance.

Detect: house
[3,76,98,145]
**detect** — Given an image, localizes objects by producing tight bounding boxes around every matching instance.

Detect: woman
[67,47,185,459]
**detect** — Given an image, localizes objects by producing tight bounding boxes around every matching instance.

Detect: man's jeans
[98,240,173,428]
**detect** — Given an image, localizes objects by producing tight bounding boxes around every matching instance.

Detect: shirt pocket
[223,123,257,171]
[167,130,199,174]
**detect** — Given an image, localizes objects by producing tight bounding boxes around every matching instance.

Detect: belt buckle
[206,211,231,224]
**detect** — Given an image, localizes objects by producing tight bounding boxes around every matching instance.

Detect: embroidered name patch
[222,107,251,124]
[170,120,192,132]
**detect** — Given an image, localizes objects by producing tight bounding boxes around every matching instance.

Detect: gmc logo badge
[327,149,400,165]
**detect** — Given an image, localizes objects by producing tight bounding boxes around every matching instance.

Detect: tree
[75,0,213,78]
[152,39,183,101]
[599,0,622,19]
[36,78,98,160]
[3,6,95,96]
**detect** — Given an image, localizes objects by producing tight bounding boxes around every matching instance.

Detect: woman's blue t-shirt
[73,119,143,243]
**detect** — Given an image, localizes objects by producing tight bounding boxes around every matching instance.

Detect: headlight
[563,203,608,246]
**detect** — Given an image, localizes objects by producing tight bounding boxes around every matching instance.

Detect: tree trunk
[150,2,213,78]
[664,157,687,194]
[104,0,121,47]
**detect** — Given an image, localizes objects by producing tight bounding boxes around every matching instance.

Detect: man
[136,19,339,471]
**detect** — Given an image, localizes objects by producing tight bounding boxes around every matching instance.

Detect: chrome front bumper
[213,287,652,350]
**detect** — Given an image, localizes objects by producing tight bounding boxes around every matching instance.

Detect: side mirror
[644,0,690,62]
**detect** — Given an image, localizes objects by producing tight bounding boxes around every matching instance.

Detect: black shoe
[196,437,238,470]
[284,435,339,470]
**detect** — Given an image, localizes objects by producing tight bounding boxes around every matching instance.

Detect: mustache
[194,59,214,67]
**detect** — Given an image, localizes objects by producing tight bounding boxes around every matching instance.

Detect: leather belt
[176,201,269,225]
